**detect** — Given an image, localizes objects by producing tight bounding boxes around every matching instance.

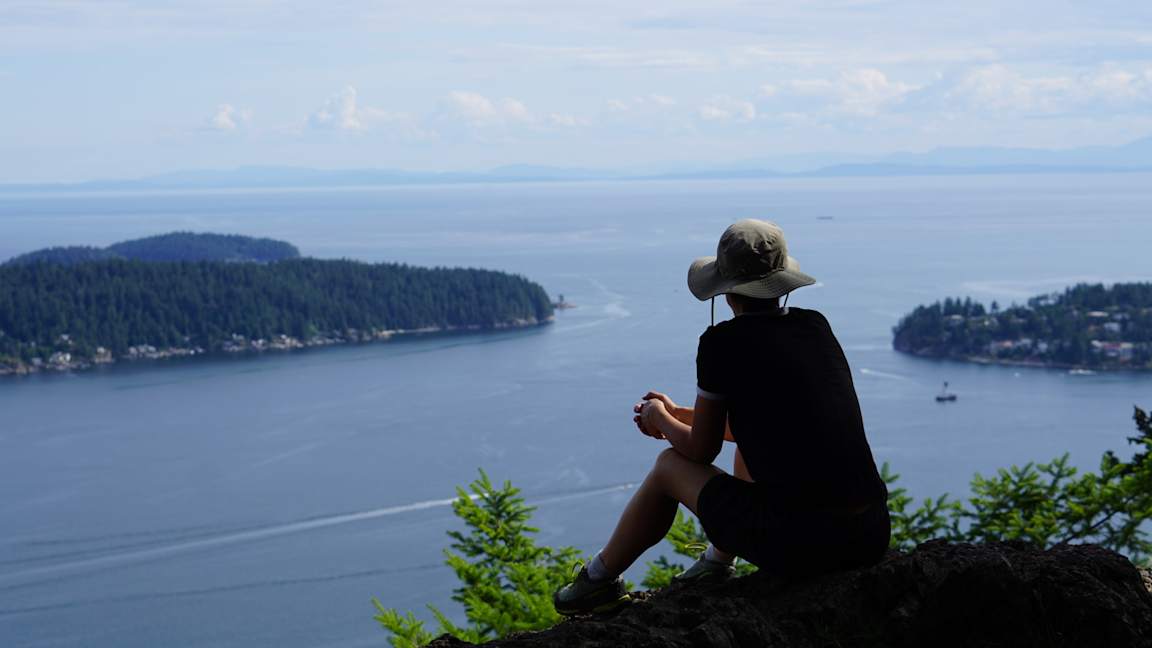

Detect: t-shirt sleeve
[696,327,729,400]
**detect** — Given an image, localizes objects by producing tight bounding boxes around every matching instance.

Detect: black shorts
[696,473,891,577]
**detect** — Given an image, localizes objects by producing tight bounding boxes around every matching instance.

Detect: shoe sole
[555,594,632,616]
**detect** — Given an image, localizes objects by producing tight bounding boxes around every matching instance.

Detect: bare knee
[652,447,683,478]
[646,447,724,513]
[656,446,681,464]
[642,448,680,491]
[651,446,714,482]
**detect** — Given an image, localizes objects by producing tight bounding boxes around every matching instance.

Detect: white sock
[586,551,616,582]
[704,544,734,564]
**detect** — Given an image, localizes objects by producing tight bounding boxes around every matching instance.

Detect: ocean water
[1,174,1151,647]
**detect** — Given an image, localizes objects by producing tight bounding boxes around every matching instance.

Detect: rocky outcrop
[432,541,1152,648]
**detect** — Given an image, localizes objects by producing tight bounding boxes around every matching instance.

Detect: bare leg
[597,448,723,575]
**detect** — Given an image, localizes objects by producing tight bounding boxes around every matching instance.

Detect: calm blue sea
[2,175,1151,647]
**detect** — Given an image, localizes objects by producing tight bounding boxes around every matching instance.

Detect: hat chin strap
[711,291,788,326]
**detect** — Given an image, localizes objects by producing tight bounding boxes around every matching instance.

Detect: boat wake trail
[587,278,632,319]
[0,482,635,592]
[0,561,443,617]
[556,277,633,334]
[858,367,911,381]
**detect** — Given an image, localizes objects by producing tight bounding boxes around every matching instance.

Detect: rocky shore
[893,346,1139,373]
[0,318,550,377]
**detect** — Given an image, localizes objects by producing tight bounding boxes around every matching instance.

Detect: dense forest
[7,232,300,265]
[0,258,553,372]
[892,282,1152,370]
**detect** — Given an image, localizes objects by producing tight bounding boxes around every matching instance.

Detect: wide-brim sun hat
[687,219,816,301]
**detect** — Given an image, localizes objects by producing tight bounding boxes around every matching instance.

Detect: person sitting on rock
[553,219,891,615]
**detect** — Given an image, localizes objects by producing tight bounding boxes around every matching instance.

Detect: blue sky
[2,0,1151,182]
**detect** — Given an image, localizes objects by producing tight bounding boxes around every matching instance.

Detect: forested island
[0,234,554,375]
[9,231,301,265]
[892,283,1152,371]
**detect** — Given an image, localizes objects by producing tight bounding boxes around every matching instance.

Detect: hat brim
[687,255,816,301]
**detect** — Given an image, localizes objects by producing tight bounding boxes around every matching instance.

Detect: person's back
[697,306,886,511]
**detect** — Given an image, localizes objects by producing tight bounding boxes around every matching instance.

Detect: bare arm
[638,395,727,464]
[671,401,753,480]
[634,393,753,481]
[671,405,735,443]
[644,391,735,442]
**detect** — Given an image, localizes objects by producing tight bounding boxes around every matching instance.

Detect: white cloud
[548,113,586,127]
[606,99,632,113]
[309,86,367,130]
[437,90,597,135]
[777,68,916,116]
[590,94,697,136]
[208,103,250,131]
[697,95,756,122]
[604,94,679,112]
[1090,70,1143,100]
[523,46,714,70]
[446,91,533,126]
[430,90,682,135]
[741,44,999,67]
[308,86,430,137]
[942,64,1152,115]
[835,69,917,115]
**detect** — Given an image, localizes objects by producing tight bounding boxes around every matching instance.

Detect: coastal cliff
[430,541,1152,648]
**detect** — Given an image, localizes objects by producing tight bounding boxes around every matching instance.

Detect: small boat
[935,381,958,402]
[1068,368,1096,376]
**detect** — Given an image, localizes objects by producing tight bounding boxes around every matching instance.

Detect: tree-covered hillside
[892,283,1152,369]
[0,258,553,370]
[7,232,300,265]
[5,246,119,264]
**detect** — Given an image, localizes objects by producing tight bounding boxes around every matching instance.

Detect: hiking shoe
[671,555,736,584]
[553,566,630,616]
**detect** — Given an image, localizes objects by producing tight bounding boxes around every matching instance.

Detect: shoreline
[894,347,1152,373]
[0,317,553,378]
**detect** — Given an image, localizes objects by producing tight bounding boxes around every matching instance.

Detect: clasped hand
[633,391,676,440]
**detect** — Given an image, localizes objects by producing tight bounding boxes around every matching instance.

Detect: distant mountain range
[4,136,1149,192]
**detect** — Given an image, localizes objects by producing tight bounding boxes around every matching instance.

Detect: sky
[2,0,1152,182]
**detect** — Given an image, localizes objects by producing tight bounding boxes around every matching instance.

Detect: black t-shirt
[696,307,886,510]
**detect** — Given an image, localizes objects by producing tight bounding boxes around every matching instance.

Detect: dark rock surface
[431,541,1152,648]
